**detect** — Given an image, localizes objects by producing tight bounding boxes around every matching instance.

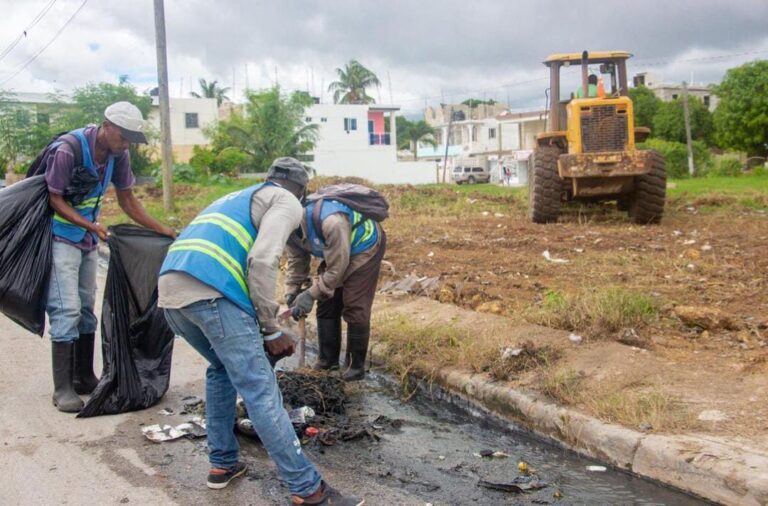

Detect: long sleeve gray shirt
[158,185,302,335]
[285,214,382,300]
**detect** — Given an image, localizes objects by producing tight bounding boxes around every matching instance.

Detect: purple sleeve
[111,150,135,190]
[44,144,75,195]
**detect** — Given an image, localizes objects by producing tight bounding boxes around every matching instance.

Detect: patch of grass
[587,387,691,432]
[485,340,561,381]
[528,287,658,337]
[669,173,768,198]
[541,367,584,405]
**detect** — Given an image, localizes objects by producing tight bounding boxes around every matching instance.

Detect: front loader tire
[629,150,666,224]
[528,146,563,223]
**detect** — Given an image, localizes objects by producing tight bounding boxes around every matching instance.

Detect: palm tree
[397,117,437,159]
[191,78,230,106]
[327,60,381,104]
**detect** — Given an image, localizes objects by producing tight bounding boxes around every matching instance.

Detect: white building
[633,72,719,112]
[147,97,218,162]
[418,108,546,185]
[305,103,437,184]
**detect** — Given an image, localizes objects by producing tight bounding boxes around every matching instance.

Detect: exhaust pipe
[581,50,589,99]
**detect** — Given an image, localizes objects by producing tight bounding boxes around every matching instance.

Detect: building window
[305,117,312,122]
[672,94,678,100]
[471,127,477,142]
[488,128,496,140]
[321,117,328,123]
[703,95,710,107]
[344,117,357,131]
[185,112,199,129]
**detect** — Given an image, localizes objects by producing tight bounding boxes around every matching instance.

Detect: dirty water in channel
[233,368,706,506]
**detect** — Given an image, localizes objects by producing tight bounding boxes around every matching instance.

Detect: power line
[0,0,89,88]
[634,49,768,67]
[0,0,59,63]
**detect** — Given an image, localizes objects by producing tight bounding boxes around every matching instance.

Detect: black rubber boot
[342,323,370,382]
[73,332,99,395]
[52,342,84,413]
[313,318,342,371]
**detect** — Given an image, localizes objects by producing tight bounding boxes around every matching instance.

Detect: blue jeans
[163,298,321,497]
[46,241,98,342]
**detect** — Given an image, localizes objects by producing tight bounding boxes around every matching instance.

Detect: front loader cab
[528,50,666,225]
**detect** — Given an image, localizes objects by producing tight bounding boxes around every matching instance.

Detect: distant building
[418,105,546,185]
[633,72,719,111]
[304,102,436,184]
[147,96,218,162]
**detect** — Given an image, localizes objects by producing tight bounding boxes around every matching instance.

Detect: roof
[368,105,400,112]
[544,51,632,65]
[2,91,72,104]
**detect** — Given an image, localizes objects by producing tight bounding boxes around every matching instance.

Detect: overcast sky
[1,0,766,116]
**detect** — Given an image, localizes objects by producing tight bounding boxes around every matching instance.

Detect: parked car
[452,165,491,185]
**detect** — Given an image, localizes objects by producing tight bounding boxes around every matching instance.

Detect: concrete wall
[313,149,437,184]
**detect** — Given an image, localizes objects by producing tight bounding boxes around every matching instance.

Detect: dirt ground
[375,184,768,446]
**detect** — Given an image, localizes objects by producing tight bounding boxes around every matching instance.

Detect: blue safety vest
[51,129,114,244]
[305,200,378,258]
[159,183,268,316]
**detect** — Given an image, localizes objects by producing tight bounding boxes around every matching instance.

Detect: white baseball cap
[104,101,148,144]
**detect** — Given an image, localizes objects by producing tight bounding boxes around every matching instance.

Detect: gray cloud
[2,0,767,111]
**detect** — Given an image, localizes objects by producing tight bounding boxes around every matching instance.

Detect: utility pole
[682,81,695,176]
[153,0,173,212]
[442,108,454,184]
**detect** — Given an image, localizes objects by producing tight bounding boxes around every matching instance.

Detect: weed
[485,340,561,381]
[588,387,691,432]
[528,287,657,337]
[541,368,584,405]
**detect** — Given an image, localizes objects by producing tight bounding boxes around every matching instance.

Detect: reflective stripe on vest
[51,128,114,244]
[305,200,378,258]
[159,183,266,316]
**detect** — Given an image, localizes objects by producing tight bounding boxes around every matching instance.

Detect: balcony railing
[369,133,391,145]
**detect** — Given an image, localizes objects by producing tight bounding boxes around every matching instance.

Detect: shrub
[212,147,248,175]
[639,138,712,178]
[153,163,201,185]
[708,158,742,177]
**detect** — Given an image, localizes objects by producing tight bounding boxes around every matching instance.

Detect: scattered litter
[482,211,490,216]
[586,465,607,472]
[157,408,174,416]
[305,426,319,437]
[288,406,316,425]
[542,250,569,264]
[501,347,523,360]
[142,418,207,443]
[478,449,510,459]
[235,418,258,438]
[479,449,494,458]
[466,198,478,204]
[593,238,603,245]
[568,333,583,344]
[673,230,683,237]
[518,461,529,473]
[379,275,441,296]
[180,395,204,415]
[697,409,729,422]
[427,251,434,257]
[494,213,505,218]
[574,248,584,253]
[682,239,697,246]
[438,455,445,460]
[477,476,548,493]
[701,244,713,252]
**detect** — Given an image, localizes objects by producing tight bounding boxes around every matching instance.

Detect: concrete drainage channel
[261,343,709,505]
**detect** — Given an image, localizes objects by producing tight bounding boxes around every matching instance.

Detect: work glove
[290,290,315,320]
[284,292,298,307]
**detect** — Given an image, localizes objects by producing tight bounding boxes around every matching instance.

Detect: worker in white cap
[41,101,175,413]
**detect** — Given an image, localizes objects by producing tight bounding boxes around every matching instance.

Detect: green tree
[395,116,437,158]
[328,60,380,104]
[628,85,660,129]
[713,60,768,157]
[0,91,56,175]
[190,78,230,106]
[206,86,318,173]
[652,96,714,145]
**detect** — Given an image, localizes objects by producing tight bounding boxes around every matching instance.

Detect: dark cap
[266,157,310,188]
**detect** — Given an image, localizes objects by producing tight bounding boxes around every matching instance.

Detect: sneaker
[290,481,364,505]
[207,462,247,490]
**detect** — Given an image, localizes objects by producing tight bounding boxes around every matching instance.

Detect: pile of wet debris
[144,371,402,447]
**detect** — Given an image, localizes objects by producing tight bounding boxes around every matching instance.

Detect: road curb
[367,344,768,506]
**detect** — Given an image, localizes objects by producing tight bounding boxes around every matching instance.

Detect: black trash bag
[79,224,175,417]
[0,176,53,335]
